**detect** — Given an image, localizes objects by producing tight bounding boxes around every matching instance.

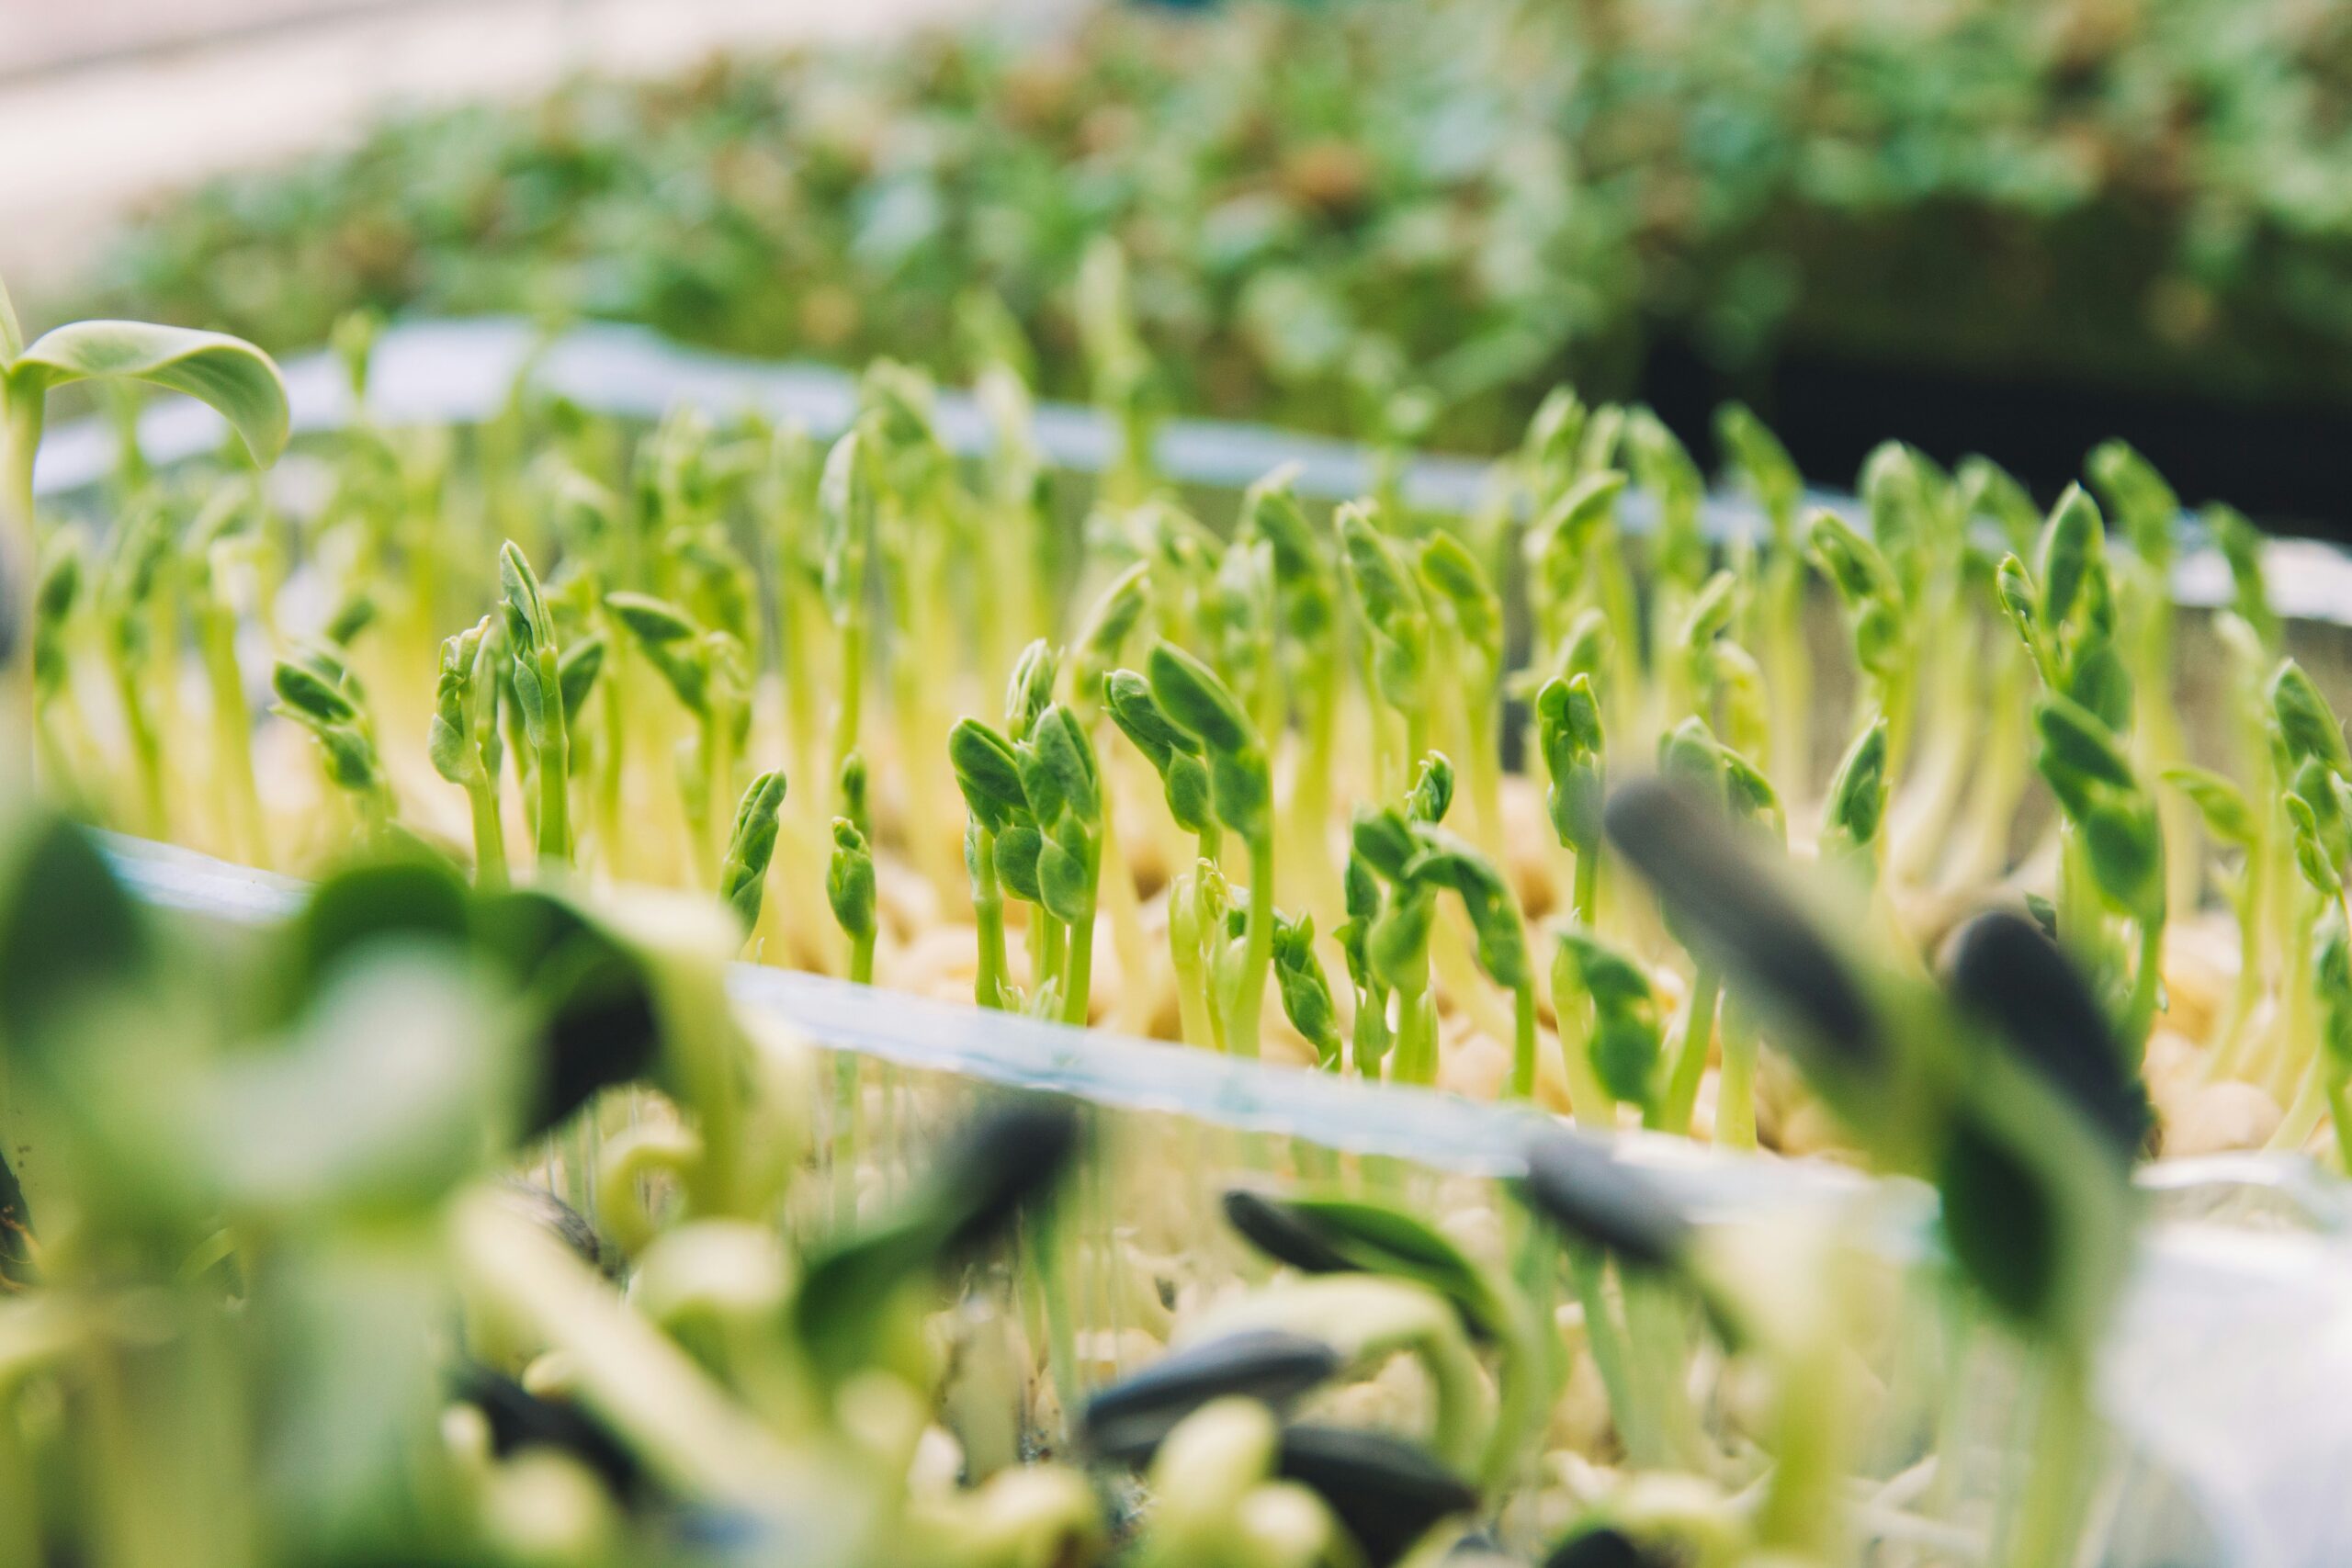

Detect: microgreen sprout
[827,815,879,987]
[720,770,786,937]
[1270,911,1341,1070]
[273,643,396,840]
[430,615,509,886]
[1535,672,1606,925]
[1,283,288,785]
[1146,641,1274,1057]
[499,540,575,864]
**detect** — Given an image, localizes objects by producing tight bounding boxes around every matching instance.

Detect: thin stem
[971,825,1008,1010]
[1060,899,1096,1027]
[1716,1012,1758,1151]
[197,602,266,868]
[2120,916,2165,1055]
[2206,854,2264,1077]
[831,612,865,786]
[466,774,508,889]
[705,705,736,877]
[1652,967,1720,1135]
[1,392,39,795]
[596,662,626,878]
[1036,915,1066,1003]
[1564,1248,1658,1466]
[1094,810,1154,1032]
[1508,979,1537,1100]
[1553,991,1617,1130]
[1225,831,1275,1060]
[832,1053,863,1231]
[1170,870,1216,1051]
[1391,978,1434,1085]
[532,647,572,865]
[110,656,167,839]
[2004,1348,2096,1568]
[1571,842,1600,930]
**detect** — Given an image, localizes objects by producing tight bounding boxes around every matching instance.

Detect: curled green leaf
[720,771,787,931]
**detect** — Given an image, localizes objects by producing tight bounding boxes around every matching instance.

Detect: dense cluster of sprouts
[0,777,2163,1567]
[0,275,2324,1564]
[12,262,2350,1175]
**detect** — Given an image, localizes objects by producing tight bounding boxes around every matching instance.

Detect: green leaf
[1145,641,1255,759]
[1553,928,1661,1105]
[1028,705,1102,828]
[272,656,359,727]
[1271,912,1341,1068]
[2065,643,2133,734]
[1714,402,1802,532]
[1994,554,2039,655]
[827,818,878,943]
[2035,485,2103,634]
[1406,827,1529,989]
[9,320,288,466]
[1072,561,1150,677]
[816,428,873,623]
[558,635,606,723]
[2086,440,2177,568]
[992,824,1045,905]
[499,541,555,655]
[204,952,518,1219]
[1407,752,1454,826]
[1947,911,2151,1159]
[474,890,660,1138]
[1805,510,1894,609]
[2034,696,2135,792]
[949,718,1029,834]
[2285,793,2343,897]
[289,858,471,998]
[608,592,708,714]
[1678,570,1737,658]
[2082,798,2165,924]
[2270,660,2352,775]
[1036,818,1095,926]
[1351,807,1417,884]
[720,772,787,931]
[1821,715,1890,856]
[1004,638,1059,739]
[1416,531,1502,657]
[0,815,153,1049]
[2160,766,2257,848]
[1535,674,1605,853]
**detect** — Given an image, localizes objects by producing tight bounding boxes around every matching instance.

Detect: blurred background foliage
[54,0,2352,520]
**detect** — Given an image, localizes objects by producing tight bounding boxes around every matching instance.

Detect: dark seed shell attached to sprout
[476,890,662,1139]
[0,817,152,1047]
[0,1146,33,1289]
[1222,1189,1358,1274]
[933,1096,1083,1258]
[1519,1131,1691,1273]
[493,1178,616,1279]
[1274,1424,1478,1568]
[1602,779,1881,1076]
[1944,910,2152,1158]
[449,1363,645,1502]
[1080,1329,1342,1463]
[1543,1525,1664,1568]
